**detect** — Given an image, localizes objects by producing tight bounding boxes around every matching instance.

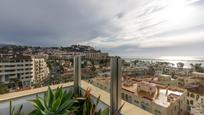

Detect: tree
[91,65,96,72]
[46,60,52,71]
[191,63,204,73]
[9,78,22,89]
[0,82,9,94]
[82,60,87,68]
[148,65,155,76]
[133,60,139,65]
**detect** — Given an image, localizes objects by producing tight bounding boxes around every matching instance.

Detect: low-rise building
[89,76,187,115]
[153,74,178,86]
[177,73,204,88]
[192,72,204,78]
[122,67,148,77]
[164,67,192,76]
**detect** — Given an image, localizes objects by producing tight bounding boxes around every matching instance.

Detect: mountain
[0,43,15,48]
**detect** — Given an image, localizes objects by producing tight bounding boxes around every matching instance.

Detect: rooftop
[123,81,183,107]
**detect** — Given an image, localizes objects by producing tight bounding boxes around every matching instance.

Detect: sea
[124,56,204,69]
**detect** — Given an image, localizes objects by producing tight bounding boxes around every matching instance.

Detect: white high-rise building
[0,54,50,88]
[0,54,33,88]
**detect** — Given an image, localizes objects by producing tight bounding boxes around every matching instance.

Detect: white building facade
[0,54,33,88]
[32,57,50,83]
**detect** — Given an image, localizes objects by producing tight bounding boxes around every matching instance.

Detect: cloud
[0,0,204,56]
[138,29,204,48]
[0,0,118,46]
[82,0,204,57]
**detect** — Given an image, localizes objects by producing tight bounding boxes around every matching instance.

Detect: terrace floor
[0,81,152,115]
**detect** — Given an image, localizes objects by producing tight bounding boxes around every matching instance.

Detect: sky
[0,0,204,57]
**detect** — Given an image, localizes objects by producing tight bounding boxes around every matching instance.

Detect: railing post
[74,56,81,95]
[110,57,122,115]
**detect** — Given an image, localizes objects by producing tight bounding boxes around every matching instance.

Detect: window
[0,75,2,81]
[5,75,9,81]
[4,65,15,67]
[190,100,193,105]
[134,100,139,105]
[122,93,125,99]
[17,64,23,67]
[190,93,195,98]
[125,94,128,101]
[17,73,21,79]
[155,110,161,115]
[128,96,132,102]
[187,106,191,111]
[5,70,15,72]
[187,99,189,105]
[104,86,107,90]
[196,95,199,100]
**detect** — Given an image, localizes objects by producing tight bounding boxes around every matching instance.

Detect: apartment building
[0,54,33,88]
[89,76,187,115]
[32,57,50,83]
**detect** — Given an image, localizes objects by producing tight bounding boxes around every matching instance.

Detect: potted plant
[29,86,77,115]
[75,88,109,115]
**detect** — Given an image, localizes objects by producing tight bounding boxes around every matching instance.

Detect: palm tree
[177,62,184,69]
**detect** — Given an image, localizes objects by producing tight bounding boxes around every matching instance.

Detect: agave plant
[29,86,77,115]
[9,100,23,115]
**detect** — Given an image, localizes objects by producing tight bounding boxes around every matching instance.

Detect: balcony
[0,56,152,115]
